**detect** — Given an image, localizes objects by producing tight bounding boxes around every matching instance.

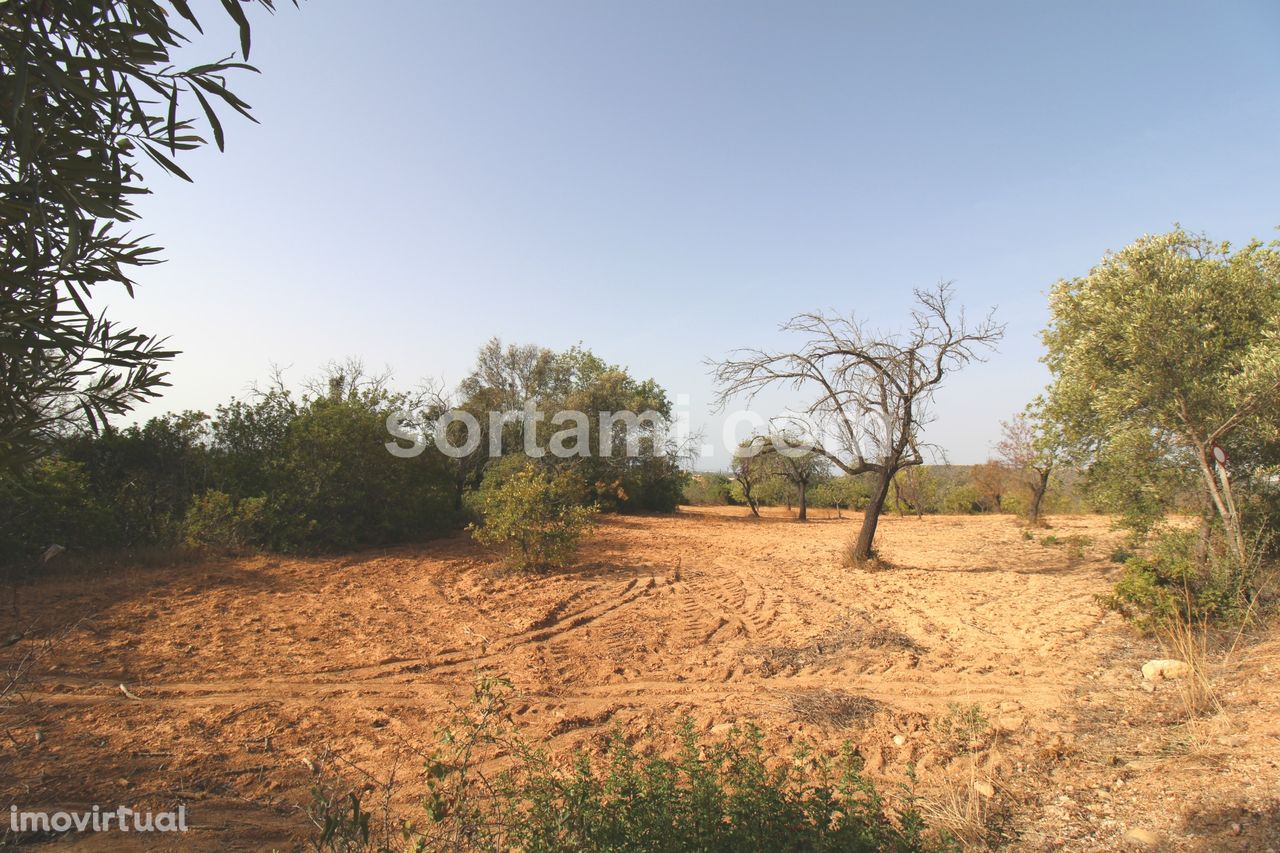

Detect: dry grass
[1159,611,1222,721]
[782,688,878,728]
[752,613,920,677]
[919,760,994,850]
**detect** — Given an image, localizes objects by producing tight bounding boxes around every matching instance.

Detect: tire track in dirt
[3,507,1139,853]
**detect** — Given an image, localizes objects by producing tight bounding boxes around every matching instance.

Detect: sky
[112,0,1280,468]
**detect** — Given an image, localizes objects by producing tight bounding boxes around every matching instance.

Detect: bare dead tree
[712,283,1003,563]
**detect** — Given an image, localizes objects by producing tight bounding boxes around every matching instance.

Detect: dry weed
[919,759,994,850]
[1159,610,1222,720]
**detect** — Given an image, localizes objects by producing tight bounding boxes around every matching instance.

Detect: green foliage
[2,368,459,563]
[1099,529,1263,630]
[182,491,265,552]
[935,702,989,757]
[0,458,111,565]
[809,475,872,511]
[939,482,983,515]
[63,411,212,545]
[893,467,941,516]
[471,464,599,571]
[2,338,686,564]
[315,674,955,853]
[683,473,732,506]
[0,0,288,467]
[1041,228,1280,543]
[492,725,942,853]
[208,391,298,501]
[452,340,688,515]
[266,394,454,552]
[311,791,373,853]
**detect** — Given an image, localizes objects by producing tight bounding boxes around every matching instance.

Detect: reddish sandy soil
[1,507,1277,851]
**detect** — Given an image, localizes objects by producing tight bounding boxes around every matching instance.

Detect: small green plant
[1098,528,1263,631]
[314,674,956,852]
[309,789,373,853]
[470,464,598,571]
[182,490,265,551]
[935,702,988,756]
[1039,535,1060,547]
[1020,529,1034,541]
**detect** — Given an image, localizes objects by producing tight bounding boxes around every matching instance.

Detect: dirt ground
[1,507,1277,851]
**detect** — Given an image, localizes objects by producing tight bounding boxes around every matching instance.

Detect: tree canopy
[1042,228,1280,555]
[1,0,288,467]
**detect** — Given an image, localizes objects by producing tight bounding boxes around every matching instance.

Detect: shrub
[311,674,956,852]
[935,702,989,757]
[61,411,212,546]
[1099,528,1262,630]
[181,490,266,552]
[939,483,983,515]
[0,458,112,567]
[266,395,455,552]
[809,476,871,512]
[683,473,732,506]
[471,464,598,570]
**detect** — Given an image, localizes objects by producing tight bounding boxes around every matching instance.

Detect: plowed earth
[2,508,1277,851]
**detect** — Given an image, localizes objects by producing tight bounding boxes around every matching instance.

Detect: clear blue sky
[113,0,1280,467]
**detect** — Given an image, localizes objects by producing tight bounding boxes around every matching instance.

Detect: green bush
[620,454,689,512]
[311,674,955,853]
[62,411,212,546]
[808,476,871,512]
[1099,528,1262,630]
[471,463,599,570]
[265,395,455,552]
[683,473,732,506]
[0,458,112,566]
[182,490,266,552]
[939,483,983,514]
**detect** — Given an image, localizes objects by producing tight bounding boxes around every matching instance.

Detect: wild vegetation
[1040,229,1280,628]
[310,674,955,853]
[2,3,1278,850]
[0,0,289,467]
[0,344,687,568]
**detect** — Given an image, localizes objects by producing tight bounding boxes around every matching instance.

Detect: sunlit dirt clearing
[3,507,1277,851]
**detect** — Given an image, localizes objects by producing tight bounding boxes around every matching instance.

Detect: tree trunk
[850,467,894,563]
[892,476,904,516]
[452,468,466,513]
[1194,445,1246,566]
[797,481,808,521]
[1028,467,1050,526]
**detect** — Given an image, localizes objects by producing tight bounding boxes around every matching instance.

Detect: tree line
[0,343,689,567]
[683,457,1093,521]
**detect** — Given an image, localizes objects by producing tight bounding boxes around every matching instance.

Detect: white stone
[1123,827,1161,848]
[1141,659,1190,681]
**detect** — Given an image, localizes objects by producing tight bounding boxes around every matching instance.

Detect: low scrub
[1099,528,1268,630]
[310,674,956,852]
[181,490,265,552]
[470,464,599,571]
